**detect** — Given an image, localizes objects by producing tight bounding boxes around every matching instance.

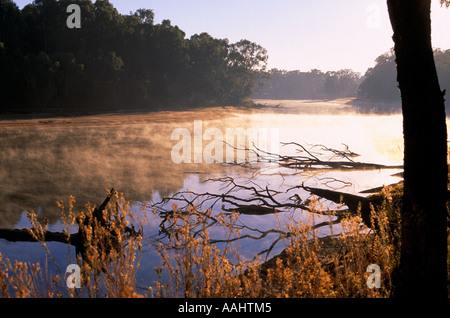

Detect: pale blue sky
[12,0,450,73]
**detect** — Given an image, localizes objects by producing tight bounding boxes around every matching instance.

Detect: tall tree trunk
[387,0,448,298]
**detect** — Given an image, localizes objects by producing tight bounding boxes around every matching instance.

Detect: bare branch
[148,142,402,260]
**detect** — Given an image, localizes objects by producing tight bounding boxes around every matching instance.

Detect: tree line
[252,68,362,100]
[0,0,268,113]
[253,48,450,113]
[358,48,450,105]
[1,0,449,115]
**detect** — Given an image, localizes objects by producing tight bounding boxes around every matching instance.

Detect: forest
[251,68,362,99]
[2,0,450,114]
[0,0,268,113]
[253,49,450,113]
[358,48,450,104]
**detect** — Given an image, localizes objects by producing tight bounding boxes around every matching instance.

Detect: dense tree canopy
[0,0,268,113]
[358,48,450,107]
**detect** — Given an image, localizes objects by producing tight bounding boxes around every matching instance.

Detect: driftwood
[236,142,403,171]
[150,142,404,260]
[0,188,139,259]
[0,143,403,263]
[299,184,383,229]
[0,190,113,248]
[0,228,79,245]
[149,176,374,260]
[222,204,278,215]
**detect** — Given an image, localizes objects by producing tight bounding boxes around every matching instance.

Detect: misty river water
[0,98,420,287]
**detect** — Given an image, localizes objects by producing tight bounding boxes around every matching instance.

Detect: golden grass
[1,184,440,298]
[148,202,398,298]
[0,190,144,298]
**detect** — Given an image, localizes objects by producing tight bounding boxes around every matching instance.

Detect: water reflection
[0,99,415,286]
[0,108,260,228]
[0,103,398,226]
[0,100,408,231]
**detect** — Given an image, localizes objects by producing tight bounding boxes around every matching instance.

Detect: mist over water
[0,99,417,283]
[0,100,405,227]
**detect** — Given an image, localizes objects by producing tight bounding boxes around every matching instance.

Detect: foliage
[0,0,268,113]
[0,190,144,297]
[0,185,407,298]
[252,68,362,99]
[358,49,399,102]
[358,48,450,108]
[149,185,402,298]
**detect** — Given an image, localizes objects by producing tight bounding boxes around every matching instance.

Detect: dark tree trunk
[387,0,448,298]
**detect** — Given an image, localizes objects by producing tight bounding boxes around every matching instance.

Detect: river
[0,98,415,289]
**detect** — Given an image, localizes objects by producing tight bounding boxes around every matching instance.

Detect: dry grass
[0,190,144,298]
[148,195,399,298]
[1,184,440,298]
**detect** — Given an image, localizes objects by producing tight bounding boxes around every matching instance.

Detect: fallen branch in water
[150,142,404,260]
[0,228,78,245]
[0,189,112,247]
[0,188,141,260]
[149,175,349,260]
[226,141,403,171]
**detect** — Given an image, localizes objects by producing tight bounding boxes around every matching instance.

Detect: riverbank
[345,98,401,114]
[0,104,262,129]
[0,97,398,126]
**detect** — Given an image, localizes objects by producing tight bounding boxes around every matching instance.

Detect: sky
[12,0,450,74]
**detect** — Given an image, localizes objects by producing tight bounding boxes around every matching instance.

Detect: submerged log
[358,180,403,194]
[301,185,381,228]
[0,228,79,245]
[301,181,403,233]
[222,204,278,215]
[0,189,115,252]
